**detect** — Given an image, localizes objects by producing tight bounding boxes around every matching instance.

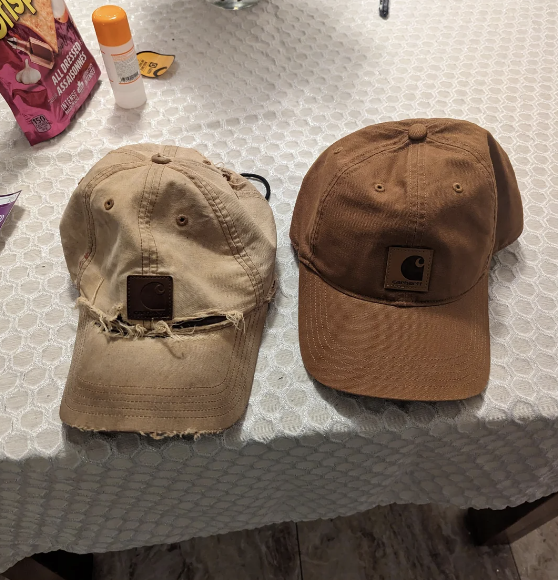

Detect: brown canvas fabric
[290,119,523,401]
[59,144,276,435]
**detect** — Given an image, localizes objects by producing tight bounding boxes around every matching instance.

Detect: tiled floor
[93,504,558,580]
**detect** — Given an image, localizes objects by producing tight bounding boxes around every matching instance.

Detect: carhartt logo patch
[127,275,173,320]
[384,247,433,292]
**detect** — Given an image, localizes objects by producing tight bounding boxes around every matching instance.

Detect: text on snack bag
[0,0,37,41]
[51,42,88,96]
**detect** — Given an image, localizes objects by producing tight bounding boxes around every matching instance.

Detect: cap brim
[298,264,490,401]
[60,305,268,435]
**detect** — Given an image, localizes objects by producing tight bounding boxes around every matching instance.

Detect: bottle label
[99,39,141,86]
[113,47,140,84]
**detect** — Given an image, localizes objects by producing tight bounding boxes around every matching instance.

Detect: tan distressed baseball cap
[290,119,523,401]
[59,144,276,436]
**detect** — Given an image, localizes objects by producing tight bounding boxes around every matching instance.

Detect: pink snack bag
[0,0,100,145]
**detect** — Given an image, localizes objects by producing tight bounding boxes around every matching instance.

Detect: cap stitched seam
[309,139,409,258]
[78,166,128,286]
[65,304,253,410]
[171,158,223,178]
[137,162,159,276]
[148,164,167,273]
[407,140,418,251]
[137,164,152,277]
[297,256,489,307]
[108,149,146,162]
[76,162,144,289]
[307,276,481,381]
[74,311,242,394]
[171,166,264,305]
[313,266,483,365]
[427,136,494,183]
[427,135,497,274]
[303,267,487,390]
[411,142,422,247]
[162,144,177,158]
[407,140,421,302]
[64,306,264,419]
[417,141,427,248]
[190,170,264,304]
[70,302,267,400]
[309,138,408,254]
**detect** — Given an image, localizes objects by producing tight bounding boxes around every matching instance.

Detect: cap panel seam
[138,163,158,275]
[107,149,146,162]
[410,143,421,247]
[370,124,408,134]
[405,139,411,248]
[309,138,409,259]
[76,162,144,289]
[137,165,150,275]
[424,119,456,134]
[426,135,497,274]
[148,164,166,273]
[190,170,264,303]
[309,137,408,255]
[405,142,417,285]
[407,141,423,301]
[426,136,493,182]
[170,166,264,305]
[418,142,427,247]
[171,158,223,178]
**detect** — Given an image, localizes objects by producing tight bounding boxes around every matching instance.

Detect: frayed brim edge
[68,423,224,440]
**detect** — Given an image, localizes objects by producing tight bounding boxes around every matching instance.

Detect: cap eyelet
[176,215,188,226]
[374,183,385,193]
[104,199,114,210]
[202,160,212,165]
[453,183,463,193]
[333,147,343,154]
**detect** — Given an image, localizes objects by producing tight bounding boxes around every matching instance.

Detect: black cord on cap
[240,173,271,201]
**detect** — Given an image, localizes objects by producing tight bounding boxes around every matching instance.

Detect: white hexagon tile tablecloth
[1,0,558,570]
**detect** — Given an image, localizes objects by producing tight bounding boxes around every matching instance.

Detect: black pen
[379,0,389,18]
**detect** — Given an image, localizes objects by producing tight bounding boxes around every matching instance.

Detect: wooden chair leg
[3,558,66,580]
[4,551,93,580]
[466,492,558,545]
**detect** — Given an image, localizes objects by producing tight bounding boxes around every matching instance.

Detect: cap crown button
[151,153,172,164]
[408,123,428,141]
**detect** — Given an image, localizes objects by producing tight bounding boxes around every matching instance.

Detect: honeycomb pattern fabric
[1,0,558,570]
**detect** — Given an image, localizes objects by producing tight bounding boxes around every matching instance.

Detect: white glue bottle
[92,5,147,109]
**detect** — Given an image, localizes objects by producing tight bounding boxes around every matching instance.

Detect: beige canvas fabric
[290,119,523,401]
[59,144,277,436]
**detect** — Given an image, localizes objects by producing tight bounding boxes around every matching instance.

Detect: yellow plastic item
[137,51,175,78]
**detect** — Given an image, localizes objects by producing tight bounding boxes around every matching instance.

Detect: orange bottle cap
[92,5,132,47]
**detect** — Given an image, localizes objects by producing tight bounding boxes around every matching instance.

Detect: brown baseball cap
[290,119,523,401]
[59,144,276,436]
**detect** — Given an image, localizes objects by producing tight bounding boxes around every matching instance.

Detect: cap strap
[240,173,271,201]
